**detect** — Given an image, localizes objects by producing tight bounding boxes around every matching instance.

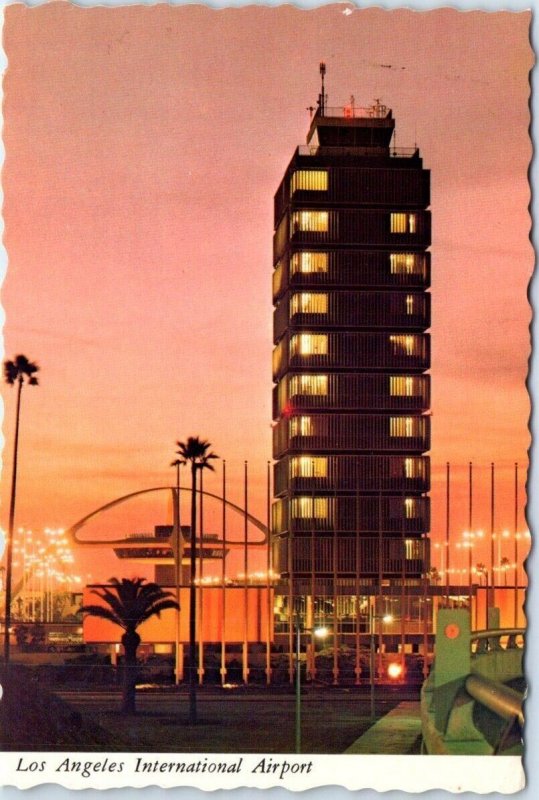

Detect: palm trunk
[3,378,23,664]
[121,630,140,714]
[189,462,197,724]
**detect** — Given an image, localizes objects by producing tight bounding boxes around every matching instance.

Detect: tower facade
[272,94,431,615]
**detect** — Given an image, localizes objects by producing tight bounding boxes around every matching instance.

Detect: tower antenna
[319,62,326,116]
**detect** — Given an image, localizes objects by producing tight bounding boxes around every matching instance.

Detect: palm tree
[428,567,441,586]
[175,437,218,724]
[476,562,487,586]
[81,578,178,714]
[3,354,39,664]
[500,556,511,586]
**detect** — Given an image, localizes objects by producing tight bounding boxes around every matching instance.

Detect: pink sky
[0,4,533,580]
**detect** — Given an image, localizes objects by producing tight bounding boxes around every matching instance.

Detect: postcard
[0,2,533,795]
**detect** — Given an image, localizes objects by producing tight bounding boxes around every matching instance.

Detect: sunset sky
[0,4,533,580]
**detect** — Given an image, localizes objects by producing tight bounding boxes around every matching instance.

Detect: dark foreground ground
[1,666,420,753]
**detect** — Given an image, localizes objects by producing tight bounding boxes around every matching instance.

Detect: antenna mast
[319,62,326,116]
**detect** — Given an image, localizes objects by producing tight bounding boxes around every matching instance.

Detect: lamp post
[433,541,449,585]
[475,564,490,629]
[513,463,518,627]
[489,462,495,609]
[0,566,5,628]
[170,458,184,685]
[369,608,394,721]
[463,529,483,616]
[295,618,328,754]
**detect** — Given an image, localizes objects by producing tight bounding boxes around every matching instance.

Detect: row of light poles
[2,526,81,623]
[433,530,529,585]
[433,526,530,629]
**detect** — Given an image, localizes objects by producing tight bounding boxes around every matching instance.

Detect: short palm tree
[81,578,178,714]
[175,437,218,724]
[428,567,441,586]
[3,354,39,664]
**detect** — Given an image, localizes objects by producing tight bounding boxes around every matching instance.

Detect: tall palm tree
[3,354,39,663]
[175,437,218,724]
[500,556,511,586]
[81,578,178,714]
[476,562,487,586]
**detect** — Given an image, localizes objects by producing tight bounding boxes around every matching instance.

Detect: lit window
[290,293,328,315]
[404,499,419,519]
[277,378,288,412]
[273,259,284,295]
[404,458,425,479]
[289,374,328,396]
[290,416,314,437]
[390,376,419,396]
[389,335,419,356]
[390,213,417,234]
[405,538,422,558]
[290,334,328,356]
[291,252,328,274]
[406,295,415,315]
[390,214,406,233]
[290,170,328,194]
[290,457,328,478]
[390,417,422,437]
[291,497,329,519]
[291,211,329,233]
[272,500,285,532]
[390,253,422,275]
[272,340,285,374]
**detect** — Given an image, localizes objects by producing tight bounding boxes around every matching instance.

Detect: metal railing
[465,673,524,727]
[420,613,525,755]
[471,628,525,655]
[298,145,419,158]
[320,106,391,119]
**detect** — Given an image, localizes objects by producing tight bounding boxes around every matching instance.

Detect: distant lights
[192,570,278,587]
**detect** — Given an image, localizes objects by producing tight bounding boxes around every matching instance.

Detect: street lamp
[170,458,184,685]
[370,609,394,721]
[295,618,328,754]
[459,529,484,618]
[0,566,5,626]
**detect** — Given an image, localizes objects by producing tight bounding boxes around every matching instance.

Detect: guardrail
[420,609,525,755]
[465,673,524,727]
[471,628,524,654]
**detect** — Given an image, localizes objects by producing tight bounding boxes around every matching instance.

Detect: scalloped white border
[0,2,534,798]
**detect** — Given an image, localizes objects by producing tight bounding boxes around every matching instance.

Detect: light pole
[513,463,518,627]
[295,617,328,754]
[170,458,184,685]
[369,608,394,721]
[0,566,5,628]
[463,529,483,614]
[433,541,449,586]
